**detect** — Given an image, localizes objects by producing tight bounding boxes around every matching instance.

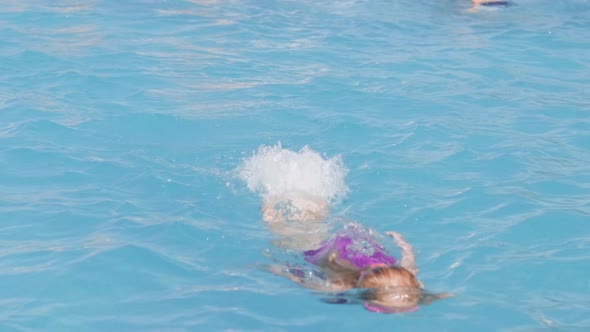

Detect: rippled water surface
[1,0,589,331]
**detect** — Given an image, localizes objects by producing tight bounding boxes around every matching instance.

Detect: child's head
[357,265,420,288]
[356,265,421,310]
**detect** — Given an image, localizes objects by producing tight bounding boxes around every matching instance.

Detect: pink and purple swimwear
[304,224,396,269]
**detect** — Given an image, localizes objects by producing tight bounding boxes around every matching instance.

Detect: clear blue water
[1,0,590,330]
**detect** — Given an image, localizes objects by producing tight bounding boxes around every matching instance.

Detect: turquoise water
[1,0,590,330]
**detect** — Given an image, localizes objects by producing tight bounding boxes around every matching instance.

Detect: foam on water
[237,144,349,206]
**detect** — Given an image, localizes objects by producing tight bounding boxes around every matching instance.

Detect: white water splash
[237,144,349,205]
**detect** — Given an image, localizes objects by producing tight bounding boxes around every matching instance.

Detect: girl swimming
[238,144,450,313]
[468,0,513,11]
[267,222,451,313]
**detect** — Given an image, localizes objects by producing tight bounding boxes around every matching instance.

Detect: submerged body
[468,0,513,11]
[481,1,511,7]
[240,145,450,313]
[267,219,448,312]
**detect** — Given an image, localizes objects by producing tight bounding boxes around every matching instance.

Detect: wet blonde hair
[357,266,420,289]
[356,266,421,308]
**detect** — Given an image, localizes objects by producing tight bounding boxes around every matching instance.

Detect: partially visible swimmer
[238,144,451,313]
[268,223,451,313]
[467,0,513,12]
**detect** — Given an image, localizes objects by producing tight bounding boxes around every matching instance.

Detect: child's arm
[385,231,418,276]
[265,264,351,292]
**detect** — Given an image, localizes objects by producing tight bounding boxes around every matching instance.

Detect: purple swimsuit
[304,224,396,269]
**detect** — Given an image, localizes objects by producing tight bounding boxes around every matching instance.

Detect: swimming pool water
[1,0,589,331]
